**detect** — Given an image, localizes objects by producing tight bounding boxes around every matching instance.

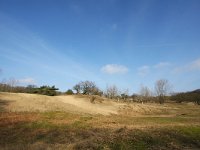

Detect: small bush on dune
[90,96,96,103]
[65,89,74,95]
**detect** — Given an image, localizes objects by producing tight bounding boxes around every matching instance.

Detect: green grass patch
[178,126,200,141]
[41,111,78,120]
[1,111,200,149]
[23,120,57,129]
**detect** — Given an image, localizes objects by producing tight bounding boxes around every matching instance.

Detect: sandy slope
[0,92,125,115]
[0,92,182,116]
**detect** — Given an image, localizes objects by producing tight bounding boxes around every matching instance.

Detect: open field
[0,92,200,149]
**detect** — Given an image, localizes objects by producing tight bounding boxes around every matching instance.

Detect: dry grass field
[0,92,200,149]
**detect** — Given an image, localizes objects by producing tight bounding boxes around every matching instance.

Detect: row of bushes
[0,84,59,96]
[171,90,200,105]
[1,81,200,105]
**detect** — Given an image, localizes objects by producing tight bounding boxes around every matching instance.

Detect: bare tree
[155,79,170,104]
[7,77,19,92]
[121,89,129,101]
[73,84,81,94]
[140,85,151,97]
[105,85,119,99]
[0,78,19,92]
[139,85,152,103]
[0,79,8,92]
[73,81,101,95]
[80,81,96,95]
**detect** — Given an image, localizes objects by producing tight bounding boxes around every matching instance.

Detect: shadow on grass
[0,121,200,150]
[0,99,11,112]
[0,111,200,150]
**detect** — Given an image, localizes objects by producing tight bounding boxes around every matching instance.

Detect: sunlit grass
[0,103,200,149]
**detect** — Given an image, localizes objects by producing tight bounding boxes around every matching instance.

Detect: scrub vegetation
[0,92,200,150]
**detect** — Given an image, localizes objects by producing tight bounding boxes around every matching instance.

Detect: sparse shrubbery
[171,90,200,105]
[90,96,96,103]
[33,85,59,96]
[0,83,59,96]
[65,89,74,95]
[105,85,119,99]
[1,77,200,104]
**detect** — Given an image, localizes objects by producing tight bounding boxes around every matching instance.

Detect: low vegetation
[0,92,200,149]
[0,78,200,149]
[1,78,200,105]
[0,83,59,96]
[65,89,74,95]
[0,106,200,150]
[171,89,200,105]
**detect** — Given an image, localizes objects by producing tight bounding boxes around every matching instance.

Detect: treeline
[71,80,168,104]
[0,79,199,105]
[70,80,199,105]
[0,84,59,96]
[171,89,200,105]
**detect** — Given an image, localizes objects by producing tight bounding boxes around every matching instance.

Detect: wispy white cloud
[138,65,150,77]
[154,62,171,69]
[173,58,200,73]
[18,78,35,84]
[188,58,200,70]
[138,61,172,77]
[101,64,128,74]
[0,13,105,85]
[134,43,176,48]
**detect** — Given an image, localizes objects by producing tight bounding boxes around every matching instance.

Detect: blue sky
[0,0,200,93]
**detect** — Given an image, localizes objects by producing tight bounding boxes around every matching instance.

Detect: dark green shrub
[65,89,74,95]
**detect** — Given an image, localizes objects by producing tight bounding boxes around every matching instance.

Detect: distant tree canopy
[171,89,200,105]
[73,84,81,94]
[33,85,59,96]
[1,77,200,104]
[65,89,74,95]
[73,81,102,95]
[0,82,59,96]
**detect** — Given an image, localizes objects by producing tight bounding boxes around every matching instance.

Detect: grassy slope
[0,93,200,149]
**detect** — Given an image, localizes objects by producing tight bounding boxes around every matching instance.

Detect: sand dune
[0,92,125,115]
[0,92,177,116]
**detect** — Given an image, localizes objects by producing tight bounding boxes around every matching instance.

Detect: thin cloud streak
[0,13,104,84]
[137,61,172,77]
[173,58,200,73]
[18,78,35,84]
[154,62,171,69]
[134,43,177,48]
